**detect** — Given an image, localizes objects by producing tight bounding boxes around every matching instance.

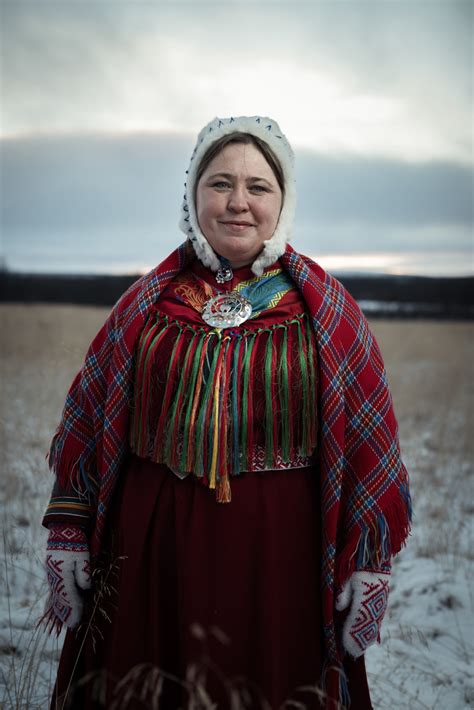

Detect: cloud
[296,151,473,226]
[2,132,471,246]
[1,133,191,233]
[1,1,471,163]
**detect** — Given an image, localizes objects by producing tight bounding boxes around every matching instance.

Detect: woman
[43,115,411,709]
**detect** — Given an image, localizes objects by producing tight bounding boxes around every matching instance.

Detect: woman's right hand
[45,524,91,629]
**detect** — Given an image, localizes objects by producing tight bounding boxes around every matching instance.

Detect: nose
[227,185,249,212]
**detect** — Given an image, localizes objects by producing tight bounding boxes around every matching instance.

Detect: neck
[226,259,253,269]
[217,252,261,270]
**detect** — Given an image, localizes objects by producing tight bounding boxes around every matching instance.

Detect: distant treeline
[0,271,473,319]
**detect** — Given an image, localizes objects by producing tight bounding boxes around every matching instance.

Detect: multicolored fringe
[336,481,412,588]
[42,454,99,527]
[46,437,99,496]
[130,312,318,502]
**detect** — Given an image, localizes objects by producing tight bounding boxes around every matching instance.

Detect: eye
[211,180,232,189]
[249,184,270,194]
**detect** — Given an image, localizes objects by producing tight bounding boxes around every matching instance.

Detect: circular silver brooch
[201,292,253,328]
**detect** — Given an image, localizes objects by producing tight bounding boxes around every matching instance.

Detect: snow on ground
[0,306,473,709]
[366,439,473,709]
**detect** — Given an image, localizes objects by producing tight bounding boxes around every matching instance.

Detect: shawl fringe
[47,432,98,498]
[336,484,412,590]
[320,660,350,710]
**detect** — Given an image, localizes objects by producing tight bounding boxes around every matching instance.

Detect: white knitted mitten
[45,524,91,629]
[335,570,390,658]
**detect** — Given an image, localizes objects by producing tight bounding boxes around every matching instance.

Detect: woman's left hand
[44,524,91,629]
[335,570,390,658]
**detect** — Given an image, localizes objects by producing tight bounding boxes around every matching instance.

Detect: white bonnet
[179,115,296,276]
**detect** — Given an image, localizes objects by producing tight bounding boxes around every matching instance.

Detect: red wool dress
[52,261,372,709]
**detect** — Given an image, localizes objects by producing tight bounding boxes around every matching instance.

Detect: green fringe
[180,334,206,471]
[155,322,184,458]
[279,326,290,461]
[195,332,221,476]
[240,332,256,471]
[133,320,168,453]
[264,330,275,468]
[231,337,242,473]
[296,321,310,453]
[164,329,198,465]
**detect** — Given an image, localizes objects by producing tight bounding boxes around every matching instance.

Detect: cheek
[261,199,282,228]
[197,192,221,225]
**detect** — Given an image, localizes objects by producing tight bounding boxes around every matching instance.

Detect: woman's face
[195,142,283,268]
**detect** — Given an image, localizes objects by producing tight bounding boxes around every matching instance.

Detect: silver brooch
[215,266,233,284]
[201,292,252,328]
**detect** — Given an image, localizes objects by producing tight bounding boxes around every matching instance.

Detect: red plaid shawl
[46,241,411,677]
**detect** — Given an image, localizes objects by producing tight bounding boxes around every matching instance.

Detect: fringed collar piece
[130,310,317,502]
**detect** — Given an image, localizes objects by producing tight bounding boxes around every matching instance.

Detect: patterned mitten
[45,524,91,629]
[335,570,390,658]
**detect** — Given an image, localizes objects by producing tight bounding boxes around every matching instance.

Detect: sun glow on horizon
[315,251,474,277]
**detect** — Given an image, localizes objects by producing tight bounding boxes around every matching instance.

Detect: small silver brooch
[215,266,233,284]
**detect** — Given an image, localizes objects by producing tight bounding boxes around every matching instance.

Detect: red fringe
[153,326,187,458]
[245,335,259,470]
[185,337,209,471]
[133,319,169,455]
[270,331,279,467]
[287,325,295,459]
[170,334,200,466]
[209,339,228,479]
[235,336,245,463]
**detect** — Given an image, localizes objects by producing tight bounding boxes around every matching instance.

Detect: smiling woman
[195,141,283,267]
[41,115,411,710]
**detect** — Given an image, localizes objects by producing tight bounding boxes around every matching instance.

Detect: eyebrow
[206,172,273,186]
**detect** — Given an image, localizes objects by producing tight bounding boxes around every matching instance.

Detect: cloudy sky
[1,0,472,274]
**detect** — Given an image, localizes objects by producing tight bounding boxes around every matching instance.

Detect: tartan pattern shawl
[46,241,411,670]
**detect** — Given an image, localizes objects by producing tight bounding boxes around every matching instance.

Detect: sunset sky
[1,0,472,275]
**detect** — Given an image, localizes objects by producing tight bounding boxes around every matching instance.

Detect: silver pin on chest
[215,266,233,284]
[201,292,252,328]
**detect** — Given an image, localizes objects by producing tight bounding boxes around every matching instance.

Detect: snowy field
[0,304,473,709]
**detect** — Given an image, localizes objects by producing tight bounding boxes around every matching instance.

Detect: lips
[220,221,254,227]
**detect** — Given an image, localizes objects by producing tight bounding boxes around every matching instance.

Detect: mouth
[219,220,255,231]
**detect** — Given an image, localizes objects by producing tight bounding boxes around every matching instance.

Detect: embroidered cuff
[43,495,93,529]
[43,477,95,530]
[47,524,89,552]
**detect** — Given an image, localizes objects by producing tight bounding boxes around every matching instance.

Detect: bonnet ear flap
[179,115,296,275]
[251,172,296,276]
[187,229,222,272]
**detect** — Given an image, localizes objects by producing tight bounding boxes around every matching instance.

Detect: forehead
[202,142,276,179]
